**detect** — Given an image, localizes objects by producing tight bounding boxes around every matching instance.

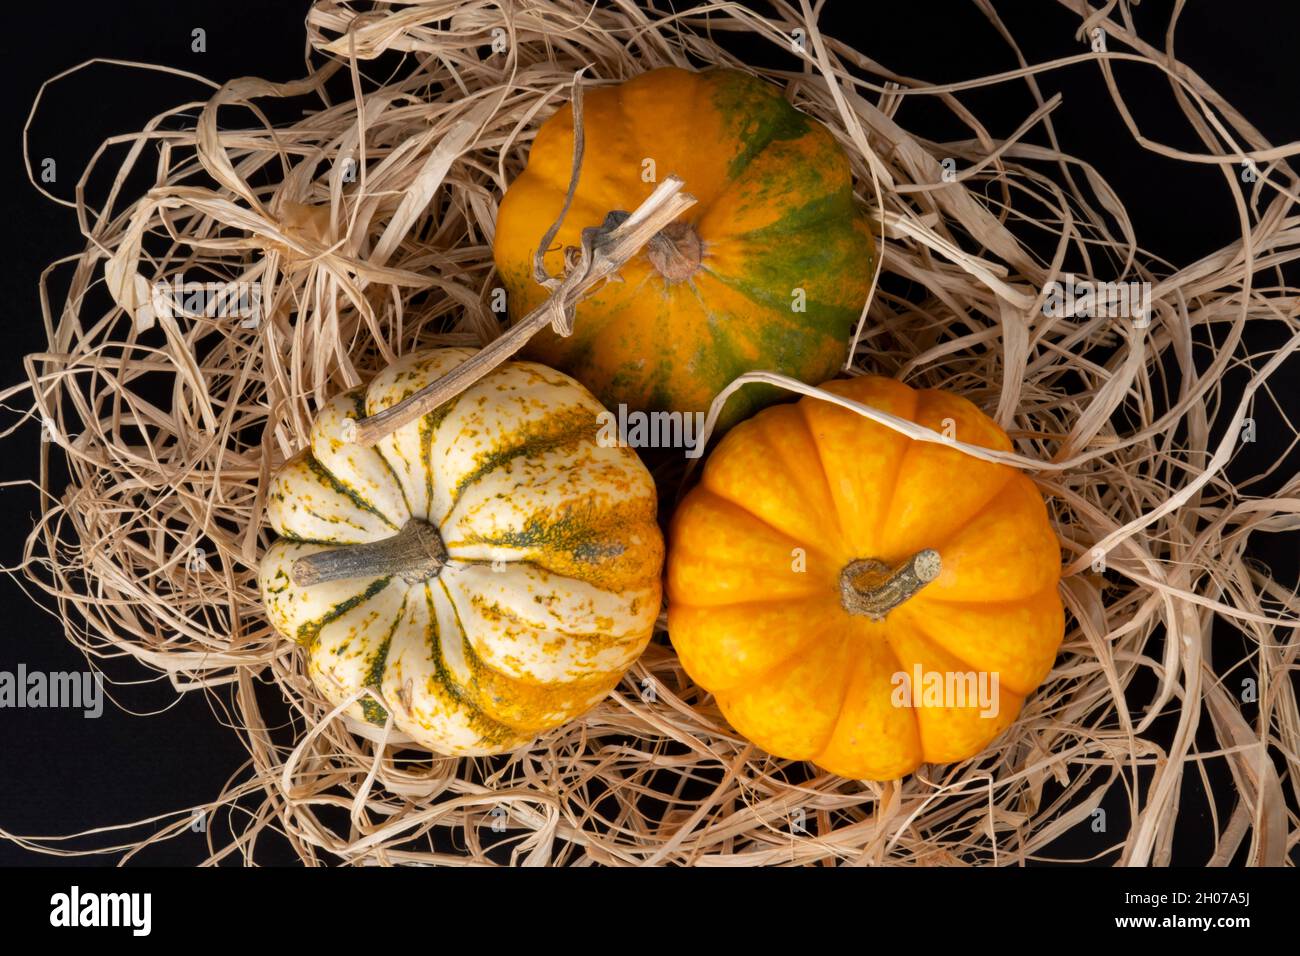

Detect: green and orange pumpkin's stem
[645,220,702,282]
[839,549,941,621]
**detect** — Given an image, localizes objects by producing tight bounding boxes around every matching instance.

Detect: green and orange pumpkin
[494,66,876,427]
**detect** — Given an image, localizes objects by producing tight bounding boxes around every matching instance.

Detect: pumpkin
[493,66,875,428]
[258,348,664,756]
[666,377,1064,780]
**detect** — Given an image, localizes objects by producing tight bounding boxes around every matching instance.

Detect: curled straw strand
[353,174,695,445]
[4,0,1298,866]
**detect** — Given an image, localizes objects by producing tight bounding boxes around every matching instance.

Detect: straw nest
[9,0,1299,865]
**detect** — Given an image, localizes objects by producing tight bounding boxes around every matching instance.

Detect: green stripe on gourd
[712,70,815,180]
[304,455,400,531]
[297,576,393,645]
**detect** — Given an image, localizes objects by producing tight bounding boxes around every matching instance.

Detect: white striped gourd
[258,348,663,755]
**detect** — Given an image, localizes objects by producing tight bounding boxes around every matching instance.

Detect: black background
[1,0,1297,868]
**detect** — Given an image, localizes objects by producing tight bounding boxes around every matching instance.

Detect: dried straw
[6,0,1298,865]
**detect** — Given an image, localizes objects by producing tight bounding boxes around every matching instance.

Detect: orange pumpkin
[667,377,1064,780]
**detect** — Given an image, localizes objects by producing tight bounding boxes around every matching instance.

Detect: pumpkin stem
[840,549,941,620]
[291,520,447,587]
[645,220,702,282]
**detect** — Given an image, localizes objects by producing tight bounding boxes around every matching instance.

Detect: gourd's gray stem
[291,520,447,587]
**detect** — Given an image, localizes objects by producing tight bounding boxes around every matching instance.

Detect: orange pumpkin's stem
[290,520,447,587]
[839,549,941,621]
